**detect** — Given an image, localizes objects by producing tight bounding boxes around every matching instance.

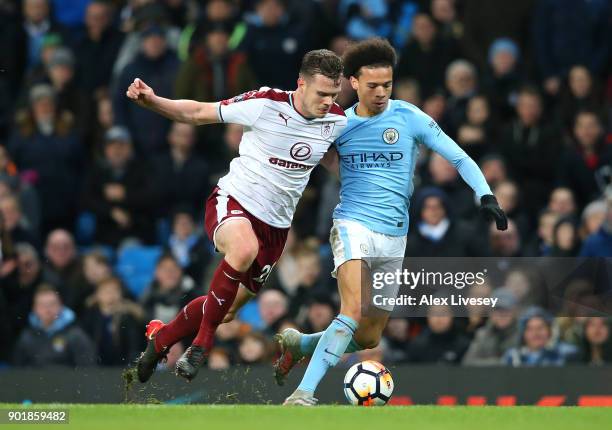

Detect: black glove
[480,194,508,231]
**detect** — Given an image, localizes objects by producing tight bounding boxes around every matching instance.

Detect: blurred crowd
[0,0,612,370]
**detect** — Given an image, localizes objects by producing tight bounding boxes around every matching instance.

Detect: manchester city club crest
[321,122,335,138]
[382,128,399,144]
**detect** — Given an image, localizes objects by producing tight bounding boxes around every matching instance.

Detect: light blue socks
[300,332,364,355]
[297,314,359,393]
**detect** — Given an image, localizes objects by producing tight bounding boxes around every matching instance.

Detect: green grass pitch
[1,404,611,430]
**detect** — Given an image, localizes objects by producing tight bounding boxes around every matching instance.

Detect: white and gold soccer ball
[343,360,394,406]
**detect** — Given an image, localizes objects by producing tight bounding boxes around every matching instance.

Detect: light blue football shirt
[333,99,492,236]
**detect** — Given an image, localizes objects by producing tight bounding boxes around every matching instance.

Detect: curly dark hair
[342,37,397,79]
[299,49,343,81]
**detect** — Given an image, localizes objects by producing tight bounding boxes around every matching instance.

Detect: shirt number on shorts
[253,264,274,284]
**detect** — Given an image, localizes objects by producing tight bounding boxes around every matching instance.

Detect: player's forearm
[430,132,492,197]
[146,95,219,125]
[455,156,492,198]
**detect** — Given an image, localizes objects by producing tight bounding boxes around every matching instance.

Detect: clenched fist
[125,78,155,107]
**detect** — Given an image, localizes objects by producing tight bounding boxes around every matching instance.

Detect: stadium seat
[115,245,163,297]
[74,211,97,246]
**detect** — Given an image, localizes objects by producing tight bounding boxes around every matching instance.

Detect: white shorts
[330,219,407,311]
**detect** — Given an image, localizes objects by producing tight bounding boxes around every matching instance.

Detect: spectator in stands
[463,288,520,365]
[237,332,270,365]
[580,191,612,257]
[15,0,67,78]
[82,126,156,247]
[580,317,612,365]
[265,230,299,297]
[140,253,200,323]
[533,0,611,97]
[215,317,248,356]
[405,187,477,258]
[0,194,38,247]
[113,2,182,74]
[430,0,463,44]
[273,238,325,318]
[479,154,508,189]
[444,59,478,137]
[339,0,418,48]
[548,217,580,257]
[462,0,534,71]
[9,84,82,234]
[500,86,559,215]
[493,180,531,240]
[547,187,577,217]
[89,92,114,157]
[207,347,231,370]
[113,24,179,153]
[503,306,579,366]
[45,47,92,139]
[384,318,411,364]
[13,285,96,367]
[488,220,522,257]
[239,0,306,90]
[579,199,607,241]
[397,13,456,99]
[4,242,62,337]
[257,289,289,337]
[302,296,335,334]
[166,208,211,284]
[557,65,605,134]
[175,23,257,104]
[463,282,493,336]
[558,111,612,208]
[81,277,144,366]
[17,33,64,106]
[408,303,471,364]
[503,268,546,310]
[422,92,447,129]
[75,0,124,94]
[151,122,210,219]
[482,38,524,121]
[79,249,113,297]
[456,95,494,161]
[0,177,40,243]
[181,0,240,59]
[44,229,86,313]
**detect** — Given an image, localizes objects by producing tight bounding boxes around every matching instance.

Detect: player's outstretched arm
[125,78,220,125]
[417,112,507,230]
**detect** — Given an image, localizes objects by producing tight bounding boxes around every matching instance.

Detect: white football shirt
[216,87,347,228]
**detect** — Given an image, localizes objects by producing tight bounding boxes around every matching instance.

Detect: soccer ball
[343,360,394,406]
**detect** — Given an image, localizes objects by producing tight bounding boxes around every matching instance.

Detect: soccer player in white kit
[127,50,347,382]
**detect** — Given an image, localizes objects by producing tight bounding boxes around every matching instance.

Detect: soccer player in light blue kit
[278,38,508,405]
